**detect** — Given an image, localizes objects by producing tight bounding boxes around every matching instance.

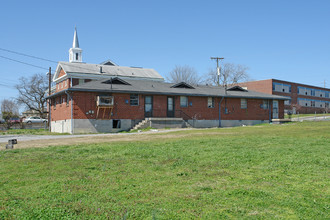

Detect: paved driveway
[291,116,330,122]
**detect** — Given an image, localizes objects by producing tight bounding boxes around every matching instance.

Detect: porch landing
[132,118,191,130]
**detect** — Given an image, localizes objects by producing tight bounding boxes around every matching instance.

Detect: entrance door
[145,96,153,117]
[273,100,279,119]
[167,96,175,117]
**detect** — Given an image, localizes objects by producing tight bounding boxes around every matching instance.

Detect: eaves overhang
[58,87,291,100]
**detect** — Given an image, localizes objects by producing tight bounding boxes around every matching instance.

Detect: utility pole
[210,57,224,86]
[48,67,51,132]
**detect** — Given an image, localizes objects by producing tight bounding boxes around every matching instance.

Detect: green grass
[1,129,69,135]
[0,121,329,219]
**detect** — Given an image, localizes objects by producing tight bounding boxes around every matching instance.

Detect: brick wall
[236,79,273,94]
[51,92,283,122]
[50,94,71,121]
[55,78,70,93]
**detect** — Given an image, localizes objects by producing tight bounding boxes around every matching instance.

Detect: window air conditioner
[97,96,114,106]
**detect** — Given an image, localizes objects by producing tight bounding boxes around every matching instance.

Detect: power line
[0,54,50,71]
[0,82,16,89]
[0,47,58,64]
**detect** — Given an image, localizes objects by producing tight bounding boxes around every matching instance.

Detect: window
[273,82,291,93]
[284,99,291,105]
[180,96,188,107]
[262,100,269,109]
[66,94,69,106]
[76,53,79,60]
[130,94,139,106]
[113,120,121,129]
[59,95,62,105]
[97,96,114,106]
[241,99,247,109]
[311,101,315,107]
[208,97,214,108]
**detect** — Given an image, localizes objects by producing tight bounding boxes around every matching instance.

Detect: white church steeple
[69,26,83,63]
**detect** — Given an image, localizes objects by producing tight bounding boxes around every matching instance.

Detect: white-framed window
[262,100,269,109]
[130,94,139,106]
[208,97,214,108]
[180,96,188,107]
[66,94,69,106]
[241,99,247,109]
[53,98,56,109]
[97,96,114,106]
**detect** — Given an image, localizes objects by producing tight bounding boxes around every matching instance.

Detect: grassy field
[0,121,329,219]
[0,129,68,135]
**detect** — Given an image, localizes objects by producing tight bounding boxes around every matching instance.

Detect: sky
[0,0,329,105]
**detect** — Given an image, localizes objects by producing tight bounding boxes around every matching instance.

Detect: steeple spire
[72,26,79,48]
[69,26,83,63]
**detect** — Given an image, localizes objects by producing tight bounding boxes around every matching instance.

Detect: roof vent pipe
[100,66,103,73]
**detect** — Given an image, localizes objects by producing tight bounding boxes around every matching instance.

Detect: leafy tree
[15,73,48,118]
[167,65,201,85]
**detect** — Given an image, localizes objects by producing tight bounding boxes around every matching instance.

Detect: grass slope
[0,121,329,219]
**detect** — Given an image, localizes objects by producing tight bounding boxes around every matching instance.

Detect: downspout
[65,90,74,134]
[269,100,272,123]
[219,96,225,128]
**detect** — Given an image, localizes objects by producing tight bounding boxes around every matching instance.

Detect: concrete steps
[132,117,192,130]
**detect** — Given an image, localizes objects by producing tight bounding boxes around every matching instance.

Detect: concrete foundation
[51,119,132,134]
[51,120,72,133]
[51,119,270,134]
[187,120,269,128]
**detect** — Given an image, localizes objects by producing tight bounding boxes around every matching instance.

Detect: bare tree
[167,65,201,85]
[1,99,19,116]
[1,99,19,128]
[204,63,250,86]
[15,73,48,118]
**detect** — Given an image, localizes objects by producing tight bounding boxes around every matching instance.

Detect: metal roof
[57,62,164,81]
[60,78,290,100]
[72,27,79,48]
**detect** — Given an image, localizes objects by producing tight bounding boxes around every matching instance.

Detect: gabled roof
[54,78,290,100]
[53,62,164,82]
[100,59,118,66]
[102,77,131,85]
[171,82,195,89]
[227,86,247,92]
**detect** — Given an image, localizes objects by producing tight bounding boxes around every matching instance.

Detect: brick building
[236,79,330,114]
[47,28,289,133]
[48,78,288,133]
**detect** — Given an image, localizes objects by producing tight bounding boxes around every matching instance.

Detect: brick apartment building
[47,28,289,133]
[236,79,330,114]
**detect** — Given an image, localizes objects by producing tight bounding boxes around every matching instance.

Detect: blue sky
[1,0,329,103]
